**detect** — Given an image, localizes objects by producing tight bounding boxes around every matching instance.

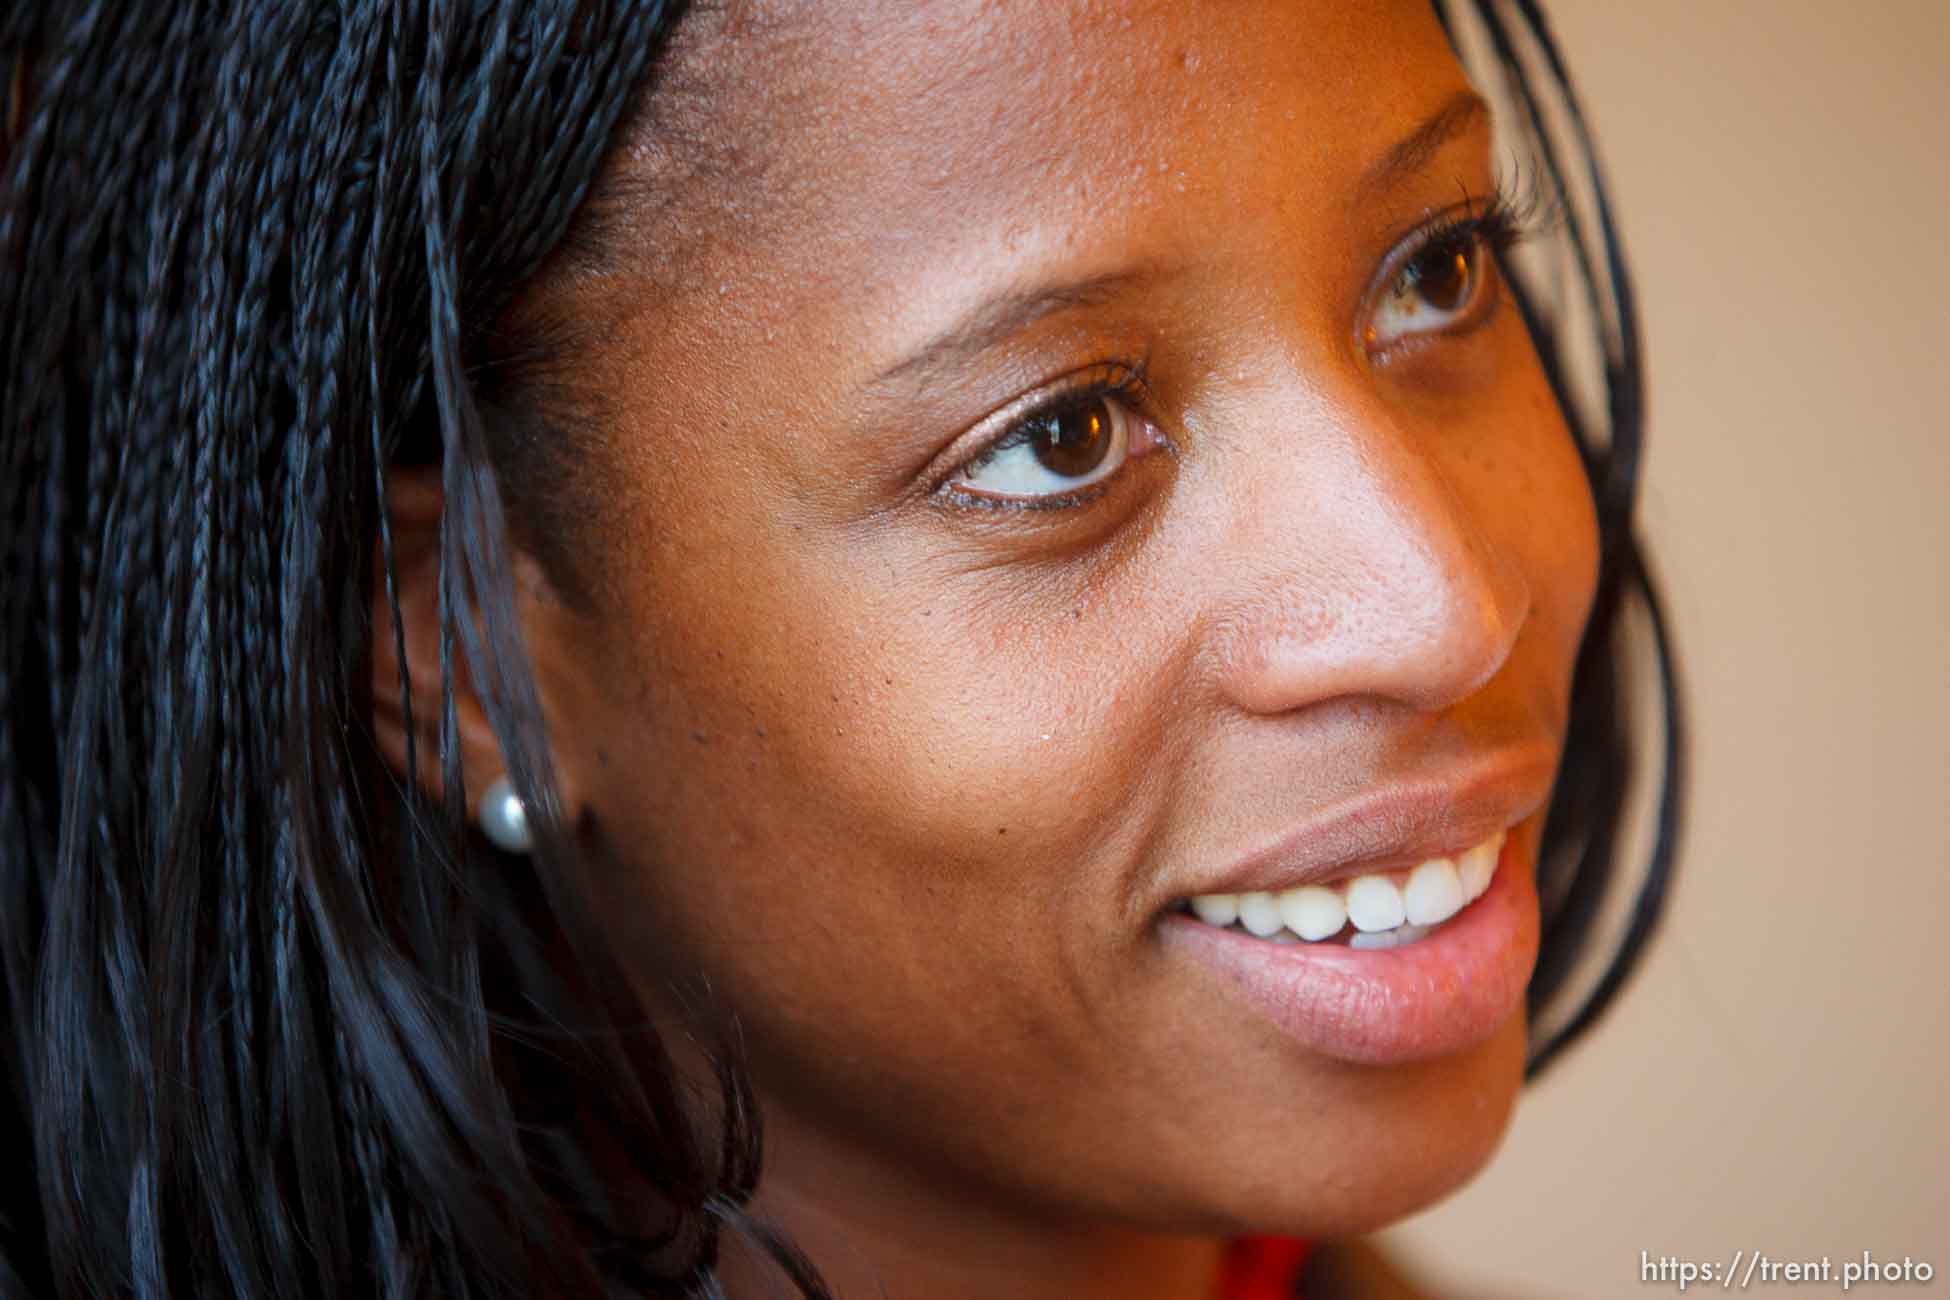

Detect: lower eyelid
[937,480,1118,513]
[937,417,1172,518]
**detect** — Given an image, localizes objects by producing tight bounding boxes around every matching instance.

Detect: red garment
[1217,1237,1311,1300]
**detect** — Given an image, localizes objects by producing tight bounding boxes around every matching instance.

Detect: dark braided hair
[0,1,1679,1296]
[0,3,828,1297]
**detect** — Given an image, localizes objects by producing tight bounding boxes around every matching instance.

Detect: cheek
[561,497,1175,1088]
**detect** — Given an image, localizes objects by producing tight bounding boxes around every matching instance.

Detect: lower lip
[1157,831,1539,1066]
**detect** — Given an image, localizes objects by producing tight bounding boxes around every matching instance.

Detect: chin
[1187,1010,1531,1243]
[1328,1012,1527,1239]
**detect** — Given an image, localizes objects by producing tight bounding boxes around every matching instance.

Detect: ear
[369,463,541,824]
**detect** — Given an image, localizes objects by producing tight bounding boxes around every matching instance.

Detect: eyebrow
[868,269,1157,392]
[1358,90,1492,202]
[870,92,1492,392]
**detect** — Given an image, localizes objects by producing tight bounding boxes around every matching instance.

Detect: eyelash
[1422,179,1536,265]
[935,176,1544,513]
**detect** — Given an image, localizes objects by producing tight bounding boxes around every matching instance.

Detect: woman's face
[515,0,1596,1270]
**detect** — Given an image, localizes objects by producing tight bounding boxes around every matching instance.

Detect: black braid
[0,4,827,1296]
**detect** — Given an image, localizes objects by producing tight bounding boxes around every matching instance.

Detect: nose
[1197,387,1532,719]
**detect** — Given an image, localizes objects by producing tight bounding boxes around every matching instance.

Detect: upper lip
[1177,746,1557,899]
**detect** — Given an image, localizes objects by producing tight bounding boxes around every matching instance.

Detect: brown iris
[1025,398,1115,478]
[1404,232,1475,313]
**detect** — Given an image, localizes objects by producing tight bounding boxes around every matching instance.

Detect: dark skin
[377,1,1599,1296]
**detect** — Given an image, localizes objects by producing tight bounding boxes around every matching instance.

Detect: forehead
[603,0,1471,302]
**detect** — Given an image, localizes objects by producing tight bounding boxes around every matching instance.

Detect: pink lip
[1158,827,1538,1064]
[1174,747,1557,898]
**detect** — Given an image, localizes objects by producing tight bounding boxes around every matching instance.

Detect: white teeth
[1457,830,1504,902]
[1190,893,1239,928]
[1183,828,1507,947]
[1236,891,1285,939]
[1276,886,1347,942]
[1345,875,1406,932]
[1403,858,1464,926]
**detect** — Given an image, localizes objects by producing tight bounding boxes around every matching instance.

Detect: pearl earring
[478,774,533,854]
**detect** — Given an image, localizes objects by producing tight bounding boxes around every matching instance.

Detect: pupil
[1032,400,1112,477]
[1413,235,1474,312]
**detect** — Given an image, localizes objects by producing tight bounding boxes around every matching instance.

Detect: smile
[1180,828,1505,950]
[1159,819,1540,1065]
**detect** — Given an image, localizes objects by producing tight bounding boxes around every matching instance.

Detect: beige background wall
[1385,2,1950,1296]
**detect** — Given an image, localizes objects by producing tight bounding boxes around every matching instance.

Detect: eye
[1365,223,1500,353]
[1365,192,1528,358]
[946,388,1145,505]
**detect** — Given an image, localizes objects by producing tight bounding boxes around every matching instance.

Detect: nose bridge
[1198,380,1531,718]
